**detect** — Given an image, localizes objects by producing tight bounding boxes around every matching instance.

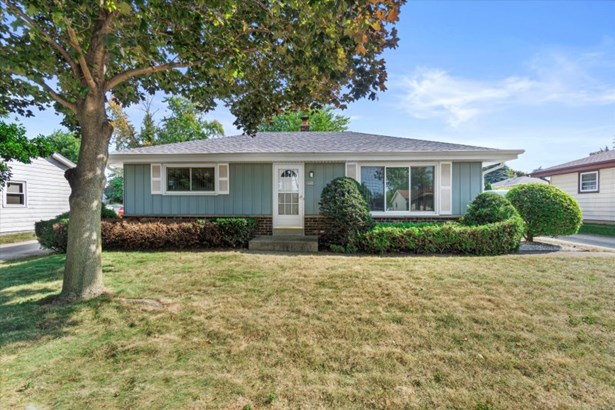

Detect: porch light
[309,170,314,178]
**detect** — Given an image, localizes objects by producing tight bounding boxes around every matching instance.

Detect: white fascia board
[51,153,76,168]
[108,150,524,166]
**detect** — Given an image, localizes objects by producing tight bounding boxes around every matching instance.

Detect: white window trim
[579,171,599,193]
[3,180,27,208]
[163,163,218,195]
[357,162,439,216]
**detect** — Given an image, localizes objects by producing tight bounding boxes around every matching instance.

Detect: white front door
[273,164,304,228]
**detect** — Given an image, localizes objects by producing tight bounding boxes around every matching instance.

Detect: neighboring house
[532,150,615,223]
[492,176,548,189]
[0,154,75,234]
[108,131,523,235]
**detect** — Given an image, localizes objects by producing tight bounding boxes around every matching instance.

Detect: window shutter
[345,162,358,181]
[439,162,452,215]
[151,164,162,194]
[217,163,229,194]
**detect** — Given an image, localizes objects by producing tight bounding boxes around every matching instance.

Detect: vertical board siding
[452,162,482,215]
[304,163,345,215]
[124,163,272,216]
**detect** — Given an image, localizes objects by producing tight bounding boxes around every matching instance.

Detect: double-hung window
[4,181,26,207]
[166,166,215,193]
[360,165,435,213]
[579,171,599,193]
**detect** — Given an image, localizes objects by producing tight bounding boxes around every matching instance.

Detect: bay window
[360,165,435,213]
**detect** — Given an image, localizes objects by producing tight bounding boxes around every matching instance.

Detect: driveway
[0,240,51,262]
[547,234,615,250]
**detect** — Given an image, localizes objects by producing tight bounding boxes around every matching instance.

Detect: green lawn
[579,223,615,238]
[1,252,614,409]
[0,232,35,245]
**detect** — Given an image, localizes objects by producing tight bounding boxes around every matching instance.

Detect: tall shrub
[319,177,373,251]
[462,192,519,226]
[506,184,582,241]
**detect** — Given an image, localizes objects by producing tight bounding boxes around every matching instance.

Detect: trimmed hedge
[35,208,118,251]
[361,216,525,256]
[506,184,582,241]
[36,216,258,252]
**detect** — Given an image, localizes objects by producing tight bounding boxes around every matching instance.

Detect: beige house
[532,150,615,223]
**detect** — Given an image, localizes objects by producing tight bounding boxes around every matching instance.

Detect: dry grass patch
[1,252,614,409]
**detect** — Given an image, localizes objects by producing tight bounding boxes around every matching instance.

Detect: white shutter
[439,162,452,215]
[151,164,162,194]
[217,163,229,194]
[345,162,358,181]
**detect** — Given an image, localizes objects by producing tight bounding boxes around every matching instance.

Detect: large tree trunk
[60,92,113,302]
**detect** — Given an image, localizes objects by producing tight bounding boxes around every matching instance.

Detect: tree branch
[31,78,77,112]
[66,26,97,90]
[104,62,189,91]
[1,0,80,80]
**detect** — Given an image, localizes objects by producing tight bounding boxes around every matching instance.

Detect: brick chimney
[300,116,310,132]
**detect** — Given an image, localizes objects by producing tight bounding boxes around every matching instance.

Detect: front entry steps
[249,235,318,253]
[272,227,304,236]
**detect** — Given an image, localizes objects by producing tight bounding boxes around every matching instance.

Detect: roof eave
[532,159,615,177]
[108,149,524,166]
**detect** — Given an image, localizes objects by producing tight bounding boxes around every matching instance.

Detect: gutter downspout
[482,162,506,191]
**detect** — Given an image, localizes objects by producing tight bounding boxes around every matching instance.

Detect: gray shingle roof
[114,131,504,155]
[492,176,548,187]
[533,150,615,176]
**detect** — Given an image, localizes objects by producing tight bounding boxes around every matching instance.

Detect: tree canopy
[0,0,404,301]
[0,119,52,186]
[257,107,350,132]
[156,96,224,144]
[42,129,81,163]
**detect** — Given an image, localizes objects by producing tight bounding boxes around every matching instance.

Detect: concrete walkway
[0,240,51,262]
[550,234,615,250]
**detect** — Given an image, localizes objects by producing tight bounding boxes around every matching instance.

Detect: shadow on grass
[0,254,109,349]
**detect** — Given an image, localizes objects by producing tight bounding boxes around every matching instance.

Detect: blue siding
[304,163,345,215]
[452,162,482,215]
[124,163,272,216]
[125,161,480,217]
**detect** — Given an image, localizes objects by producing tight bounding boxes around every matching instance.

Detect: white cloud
[398,47,615,127]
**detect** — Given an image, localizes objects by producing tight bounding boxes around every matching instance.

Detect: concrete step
[249,235,318,252]
[272,227,305,236]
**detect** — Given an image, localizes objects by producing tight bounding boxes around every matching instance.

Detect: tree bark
[60,91,112,302]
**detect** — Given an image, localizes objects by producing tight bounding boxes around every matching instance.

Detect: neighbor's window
[360,165,435,213]
[166,167,215,192]
[579,171,598,193]
[4,181,26,206]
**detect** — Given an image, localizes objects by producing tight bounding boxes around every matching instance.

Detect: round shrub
[462,192,519,226]
[319,177,373,251]
[506,183,582,241]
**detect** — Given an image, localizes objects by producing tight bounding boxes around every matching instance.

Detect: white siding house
[532,150,615,223]
[0,154,75,234]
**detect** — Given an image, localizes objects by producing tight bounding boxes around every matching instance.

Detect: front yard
[1,252,614,409]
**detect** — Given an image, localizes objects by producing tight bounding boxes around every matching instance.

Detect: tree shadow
[0,255,109,349]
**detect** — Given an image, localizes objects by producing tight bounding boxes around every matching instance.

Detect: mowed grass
[579,223,615,238]
[1,252,614,409]
[0,232,35,245]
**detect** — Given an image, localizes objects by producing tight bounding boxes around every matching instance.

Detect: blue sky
[16,0,615,171]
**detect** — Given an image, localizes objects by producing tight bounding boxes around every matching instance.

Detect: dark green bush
[462,192,519,226]
[211,218,258,248]
[34,207,117,251]
[506,184,582,241]
[36,215,258,252]
[361,216,524,256]
[319,177,373,251]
